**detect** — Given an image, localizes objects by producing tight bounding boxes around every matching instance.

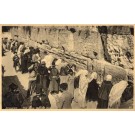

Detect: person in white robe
[41,54,54,68]
[75,69,90,108]
[108,80,128,108]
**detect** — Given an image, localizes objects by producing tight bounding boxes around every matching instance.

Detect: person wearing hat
[97,75,113,109]
[52,83,73,109]
[49,63,60,94]
[36,61,49,95]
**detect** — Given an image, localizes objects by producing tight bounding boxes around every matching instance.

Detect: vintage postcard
[1,25,134,110]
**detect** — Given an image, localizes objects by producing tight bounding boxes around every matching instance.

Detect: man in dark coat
[97,75,113,109]
[36,61,49,94]
[21,52,28,73]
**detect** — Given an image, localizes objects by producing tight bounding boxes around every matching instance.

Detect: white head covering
[106,75,112,81]
[90,72,98,80]
[55,59,62,66]
[24,48,30,54]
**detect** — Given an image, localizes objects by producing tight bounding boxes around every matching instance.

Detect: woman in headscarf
[108,80,128,108]
[86,72,99,108]
[97,75,113,109]
[67,69,75,97]
[75,69,90,108]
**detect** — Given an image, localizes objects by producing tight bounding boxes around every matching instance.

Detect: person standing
[67,69,75,97]
[52,83,73,109]
[27,62,39,98]
[36,61,49,95]
[13,52,20,71]
[49,64,60,94]
[108,80,128,108]
[97,75,113,109]
[21,51,28,73]
[75,69,90,108]
[86,72,99,109]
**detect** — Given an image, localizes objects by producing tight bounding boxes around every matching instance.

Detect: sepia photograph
[1,25,134,110]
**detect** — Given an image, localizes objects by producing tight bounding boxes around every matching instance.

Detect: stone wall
[10,26,104,60]
[5,25,134,83]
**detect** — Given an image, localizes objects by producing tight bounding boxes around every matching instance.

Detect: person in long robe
[21,51,28,73]
[97,75,113,109]
[75,69,90,108]
[67,69,75,97]
[59,60,69,84]
[36,61,49,95]
[108,80,128,108]
[86,72,99,109]
[52,83,73,109]
[27,62,39,98]
[49,64,60,94]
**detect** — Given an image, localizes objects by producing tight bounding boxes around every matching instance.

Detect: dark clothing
[36,65,49,94]
[40,93,51,108]
[4,92,23,108]
[121,83,133,102]
[32,95,42,108]
[86,79,99,102]
[27,52,33,67]
[98,81,113,100]
[11,45,17,53]
[98,81,113,109]
[32,94,51,108]
[74,76,80,89]
[13,55,20,70]
[21,53,28,73]
[97,98,109,109]
[60,66,69,76]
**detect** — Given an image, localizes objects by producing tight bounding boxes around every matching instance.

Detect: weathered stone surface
[6,26,134,83]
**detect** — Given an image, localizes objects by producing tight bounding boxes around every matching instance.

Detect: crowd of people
[2,38,133,109]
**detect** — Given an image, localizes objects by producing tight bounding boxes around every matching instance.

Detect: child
[13,52,20,71]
